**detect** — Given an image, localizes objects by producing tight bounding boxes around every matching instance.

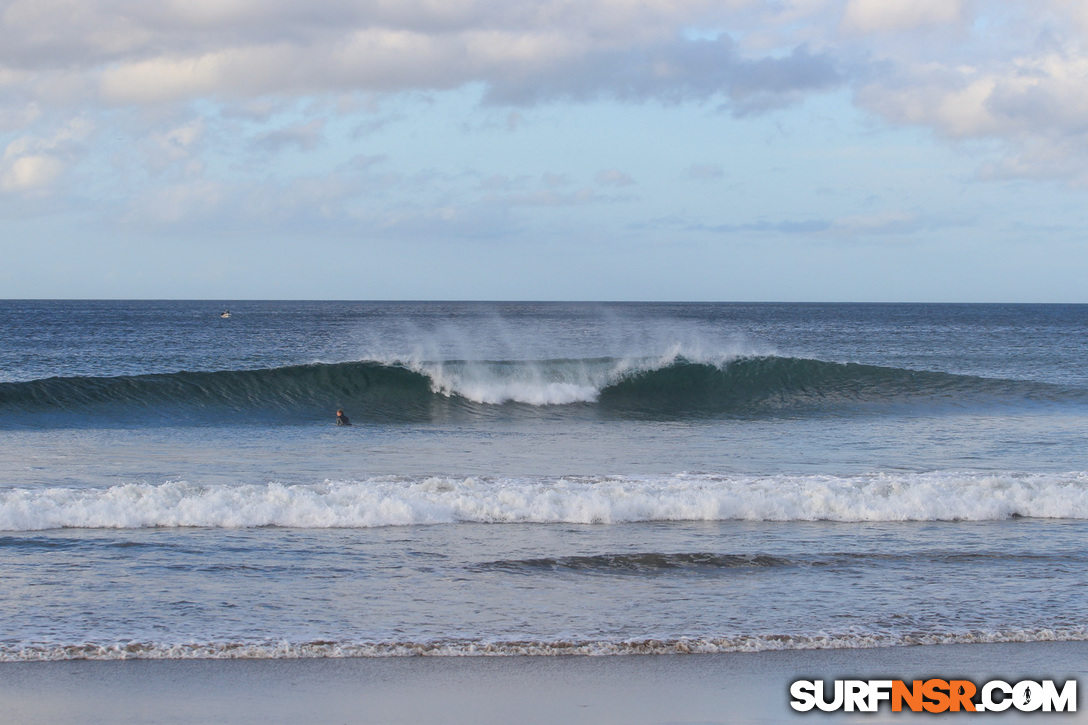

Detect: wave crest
[2,354,1083,425]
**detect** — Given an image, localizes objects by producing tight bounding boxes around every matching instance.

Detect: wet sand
[1,642,1084,724]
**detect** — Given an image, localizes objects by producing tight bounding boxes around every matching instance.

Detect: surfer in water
[336,409,352,426]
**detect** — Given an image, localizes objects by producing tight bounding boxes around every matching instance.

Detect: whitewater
[4,472,1088,531]
[3,300,1088,661]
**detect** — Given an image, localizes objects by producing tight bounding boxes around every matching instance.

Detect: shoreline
[5,630,1088,662]
[2,641,1084,724]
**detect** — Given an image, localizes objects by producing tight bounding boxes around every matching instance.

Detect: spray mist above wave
[399,346,744,405]
[3,472,1088,531]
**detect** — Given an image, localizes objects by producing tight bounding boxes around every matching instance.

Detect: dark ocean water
[1,301,1087,659]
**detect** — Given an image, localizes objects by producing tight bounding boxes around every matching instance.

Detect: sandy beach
[2,642,1084,724]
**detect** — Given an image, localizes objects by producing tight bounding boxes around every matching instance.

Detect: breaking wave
[3,471,1088,531]
[1,354,1084,425]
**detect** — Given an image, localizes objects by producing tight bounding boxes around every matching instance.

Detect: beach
[3,642,1085,724]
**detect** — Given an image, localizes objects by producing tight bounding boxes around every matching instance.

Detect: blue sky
[2,0,1087,301]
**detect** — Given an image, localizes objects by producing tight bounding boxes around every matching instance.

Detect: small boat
[220,311,231,319]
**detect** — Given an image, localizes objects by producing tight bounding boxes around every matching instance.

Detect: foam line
[3,471,1088,531]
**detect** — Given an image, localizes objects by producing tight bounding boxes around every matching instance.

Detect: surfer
[336,409,352,426]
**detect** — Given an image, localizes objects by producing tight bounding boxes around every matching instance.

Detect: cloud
[2,0,1088,196]
[833,0,1088,184]
[0,116,92,193]
[113,163,518,242]
[124,180,226,224]
[0,0,838,117]
[842,0,969,34]
[478,170,636,207]
[595,169,634,186]
[478,37,841,113]
[830,210,923,236]
[141,119,204,174]
[1,0,751,76]
[856,53,1088,140]
[1,153,64,191]
[251,118,325,153]
[685,210,960,240]
[90,33,841,115]
[486,186,600,207]
[112,152,636,237]
[0,102,42,132]
[695,218,833,234]
[855,48,1088,182]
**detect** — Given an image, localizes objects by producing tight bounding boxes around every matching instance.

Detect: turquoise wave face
[1,356,1084,427]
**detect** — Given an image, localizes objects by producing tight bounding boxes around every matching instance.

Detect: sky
[1,0,1087,301]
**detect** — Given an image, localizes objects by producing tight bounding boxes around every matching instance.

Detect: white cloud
[1048,0,1088,35]
[856,72,1000,138]
[855,49,1088,181]
[91,30,837,111]
[100,52,238,104]
[842,0,968,33]
[834,0,1088,184]
[1,0,1088,194]
[0,0,831,114]
[1,153,63,191]
[858,50,1088,138]
[0,116,92,193]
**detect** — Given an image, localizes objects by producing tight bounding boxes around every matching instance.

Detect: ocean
[2,300,1087,660]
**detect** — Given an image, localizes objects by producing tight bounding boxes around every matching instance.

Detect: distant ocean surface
[2,301,1087,660]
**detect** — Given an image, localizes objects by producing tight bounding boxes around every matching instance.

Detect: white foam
[416,359,604,405]
[3,471,1088,531]
[3,627,1086,661]
[357,314,772,402]
[390,344,753,406]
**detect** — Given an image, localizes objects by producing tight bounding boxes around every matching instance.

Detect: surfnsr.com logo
[790,679,1077,713]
